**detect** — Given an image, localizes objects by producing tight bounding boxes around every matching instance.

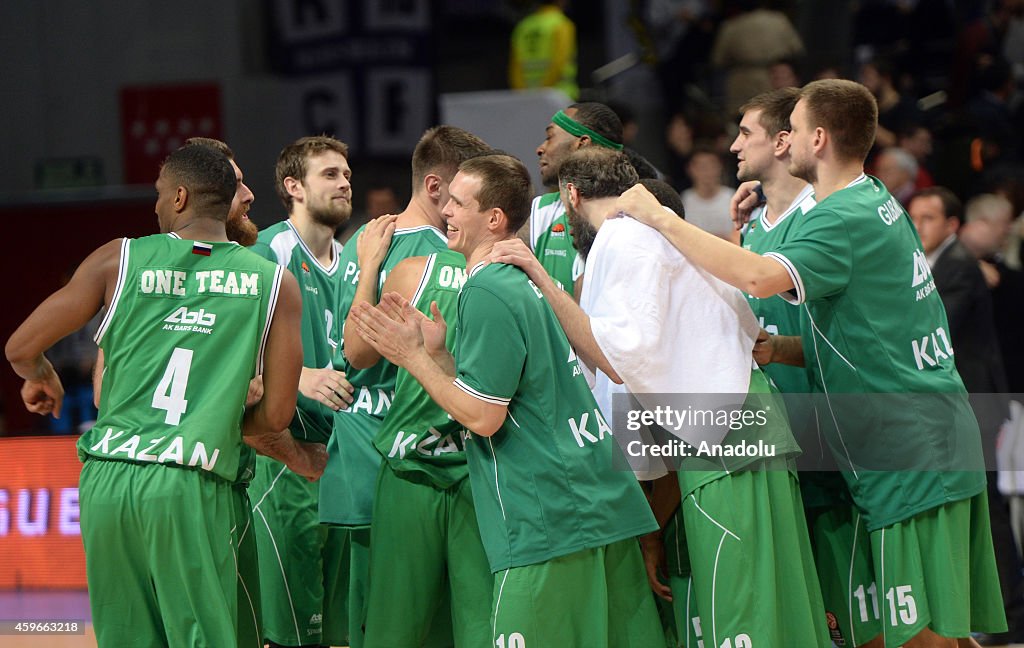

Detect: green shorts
[663,507,690,578]
[667,574,701,648]
[80,459,237,648]
[810,502,882,647]
[232,485,262,648]
[492,538,664,648]
[341,527,369,648]
[868,491,1007,647]
[364,462,492,647]
[679,464,831,647]
[248,455,348,646]
[660,509,699,647]
[320,410,383,526]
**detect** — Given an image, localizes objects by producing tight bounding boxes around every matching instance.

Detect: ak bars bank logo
[163,307,217,334]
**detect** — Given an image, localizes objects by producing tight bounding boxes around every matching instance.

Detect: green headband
[551,110,623,151]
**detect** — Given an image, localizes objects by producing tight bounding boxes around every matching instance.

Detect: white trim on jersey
[528,193,563,251]
[268,229,297,268]
[763,251,805,304]
[880,527,888,645]
[486,434,511,643]
[411,253,436,308]
[254,499,303,644]
[804,303,859,480]
[688,494,741,541]
[231,533,261,648]
[293,405,312,441]
[711,530,728,648]
[468,261,487,278]
[454,378,511,406]
[805,307,856,371]
[250,463,304,644]
[256,265,284,376]
[847,173,869,188]
[688,494,740,648]
[848,512,864,647]
[492,568,511,646]
[757,183,815,233]
[94,237,131,345]
[506,410,521,429]
[487,434,510,602]
[284,220,341,275]
[488,436,508,522]
[676,521,684,587]
[686,579,695,648]
[393,224,447,244]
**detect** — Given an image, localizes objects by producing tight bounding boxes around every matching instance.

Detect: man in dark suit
[909,187,1007,395]
[910,186,1022,645]
[960,193,1024,395]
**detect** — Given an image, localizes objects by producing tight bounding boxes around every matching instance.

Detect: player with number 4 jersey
[7,145,312,648]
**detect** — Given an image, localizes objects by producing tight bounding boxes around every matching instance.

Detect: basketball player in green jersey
[616,79,1006,647]
[529,102,624,297]
[6,144,321,647]
[346,216,492,646]
[321,126,490,648]
[351,154,663,648]
[95,136,269,648]
[733,89,888,648]
[248,135,355,648]
[491,148,828,647]
[183,136,265,648]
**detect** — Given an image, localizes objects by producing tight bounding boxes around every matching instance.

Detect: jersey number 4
[152,347,193,425]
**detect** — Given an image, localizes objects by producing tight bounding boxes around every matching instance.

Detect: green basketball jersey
[529,192,581,296]
[80,234,282,483]
[766,174,986,529]
[318,224,451,525]
[334,224,450,418]
[250,220,342,443]
[454,261,658,573]
[373,251,469,488]
[741,184,816,395]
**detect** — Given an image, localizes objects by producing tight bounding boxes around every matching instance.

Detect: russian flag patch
[192,241,213,256]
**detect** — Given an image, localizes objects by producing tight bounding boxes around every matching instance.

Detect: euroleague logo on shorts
[825,611,846,646]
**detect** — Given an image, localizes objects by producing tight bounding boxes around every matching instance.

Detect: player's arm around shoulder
[243,270,324,480]
[7,238,122,417]
[616,184,793,299]
[489,239,623,383]
[345,253,425,370]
